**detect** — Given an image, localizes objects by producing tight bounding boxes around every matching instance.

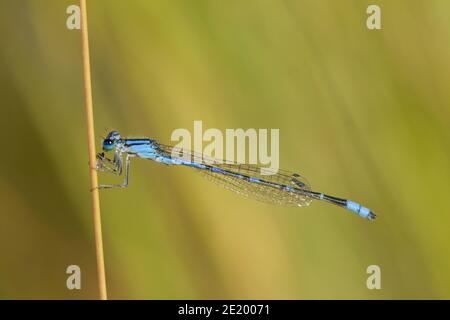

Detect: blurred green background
[1,0,449,299]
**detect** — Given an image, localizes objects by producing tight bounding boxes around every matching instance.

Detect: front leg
[97,154,134,189]
[96,152,120,174]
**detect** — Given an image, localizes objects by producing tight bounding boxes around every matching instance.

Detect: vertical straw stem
[79,0,108,300]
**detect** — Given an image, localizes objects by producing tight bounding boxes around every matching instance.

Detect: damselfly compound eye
[102,139,115,151]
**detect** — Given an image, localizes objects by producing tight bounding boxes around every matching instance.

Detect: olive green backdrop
[0,0,449,299]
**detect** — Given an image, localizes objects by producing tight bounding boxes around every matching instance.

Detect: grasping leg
[96,152,119,174]
[96,153,134,189]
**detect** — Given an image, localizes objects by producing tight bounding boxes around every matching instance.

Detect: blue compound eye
[103,139,115,151]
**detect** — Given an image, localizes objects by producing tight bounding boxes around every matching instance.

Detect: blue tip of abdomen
[346,200,376,220]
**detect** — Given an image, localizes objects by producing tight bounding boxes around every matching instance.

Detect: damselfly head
[102,130,121,151]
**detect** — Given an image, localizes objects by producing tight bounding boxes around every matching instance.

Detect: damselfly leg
[95,152,134,189]
[96,153,119,174]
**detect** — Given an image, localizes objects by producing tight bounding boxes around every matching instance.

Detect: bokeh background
[1,0,449,299]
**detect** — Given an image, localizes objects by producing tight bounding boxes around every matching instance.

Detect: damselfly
[95,131,376,220]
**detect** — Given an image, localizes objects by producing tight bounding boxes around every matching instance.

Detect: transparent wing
[200,168,313,207]
[155,143,313,207]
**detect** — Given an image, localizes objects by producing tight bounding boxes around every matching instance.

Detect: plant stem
[80,0,107,300]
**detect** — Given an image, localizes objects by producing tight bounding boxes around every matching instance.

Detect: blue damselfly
[96,131,376,220]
